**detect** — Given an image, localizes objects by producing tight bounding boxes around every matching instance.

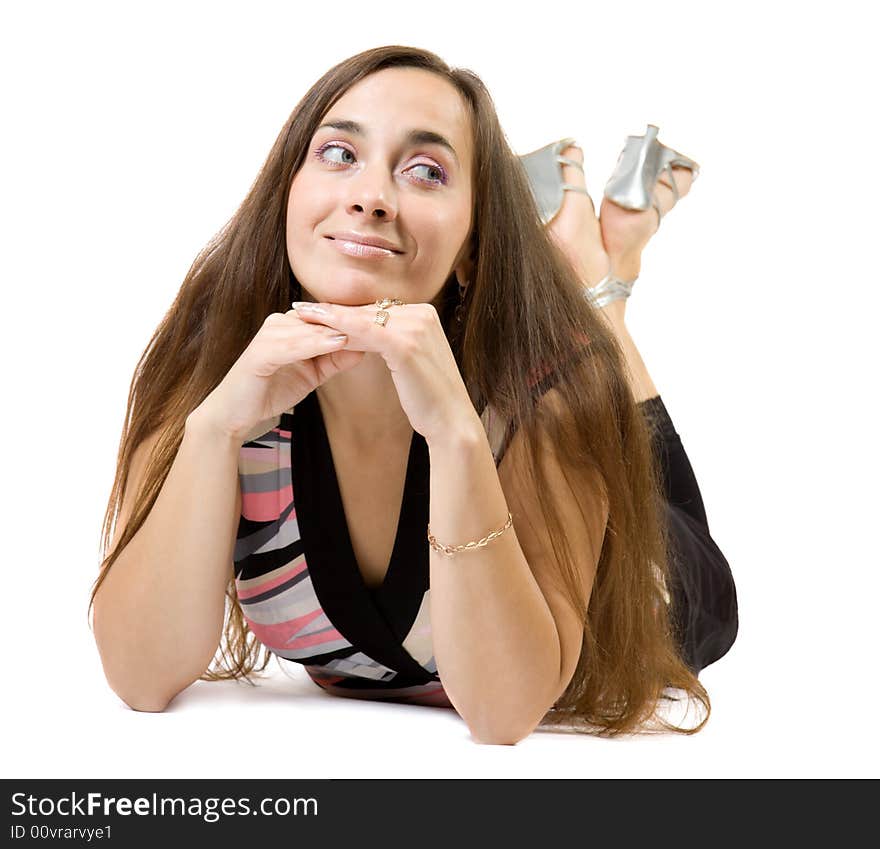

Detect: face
[286,67,474,308]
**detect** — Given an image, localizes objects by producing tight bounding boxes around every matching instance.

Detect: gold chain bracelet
[427,511,514,557]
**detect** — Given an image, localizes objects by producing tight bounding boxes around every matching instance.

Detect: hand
[290,300,477,445]
[192,309,366,445]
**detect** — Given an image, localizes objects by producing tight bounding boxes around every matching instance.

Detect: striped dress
[233,388,515,708]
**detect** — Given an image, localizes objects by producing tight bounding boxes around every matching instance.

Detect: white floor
[8,610,870,779]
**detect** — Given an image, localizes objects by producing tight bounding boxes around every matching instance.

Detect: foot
[544,144,612,288]
[599,165,695,281]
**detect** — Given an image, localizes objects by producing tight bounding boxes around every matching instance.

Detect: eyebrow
[315,119,460,166]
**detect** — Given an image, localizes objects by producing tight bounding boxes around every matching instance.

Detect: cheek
[412,209,462,254]
[287,176,330,234]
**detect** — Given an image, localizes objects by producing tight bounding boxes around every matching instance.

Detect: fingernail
[292,301,326,315]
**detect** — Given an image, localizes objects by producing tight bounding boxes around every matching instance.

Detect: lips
[325,231,403,253]
[326,237,400,259]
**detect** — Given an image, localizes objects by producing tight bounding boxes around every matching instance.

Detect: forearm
[426,418,561,745]
[93,412,241,711]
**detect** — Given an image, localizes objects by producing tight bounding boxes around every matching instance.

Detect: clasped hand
[291,300,478,445]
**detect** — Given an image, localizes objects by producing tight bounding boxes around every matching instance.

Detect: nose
[346,165,398,220]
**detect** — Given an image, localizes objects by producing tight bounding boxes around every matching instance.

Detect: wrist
[426,411,484,454]
[185,403,246,449]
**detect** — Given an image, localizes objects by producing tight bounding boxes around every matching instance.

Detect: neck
[315,352,413,448]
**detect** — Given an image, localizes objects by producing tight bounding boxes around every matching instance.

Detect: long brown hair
[88,44,709,736]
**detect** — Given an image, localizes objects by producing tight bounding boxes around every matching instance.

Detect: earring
[455,278,469,324]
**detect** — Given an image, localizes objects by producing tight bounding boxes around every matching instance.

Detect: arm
[427,389,608,745]
[92,408,242,712]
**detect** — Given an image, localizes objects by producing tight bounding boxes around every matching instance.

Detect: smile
[325,237,400,259]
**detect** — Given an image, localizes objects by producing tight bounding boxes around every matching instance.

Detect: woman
[89,45,738,744]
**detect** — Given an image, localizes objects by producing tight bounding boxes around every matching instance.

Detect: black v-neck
[286,390,433,683]
[312,389,416,598]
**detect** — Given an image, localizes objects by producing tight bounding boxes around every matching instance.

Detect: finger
[290,302,342,333]
[261,327,348,370]
[291,301,398,354]
[292,301,359,336]
[265,311,348,350]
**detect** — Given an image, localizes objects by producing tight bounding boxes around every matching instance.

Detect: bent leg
[600,300,738,674]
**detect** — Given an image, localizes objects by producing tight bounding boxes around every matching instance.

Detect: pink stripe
[241,484,293,521]
[235,560,307,600]
[285,626,347,651]
[244,610,345,653]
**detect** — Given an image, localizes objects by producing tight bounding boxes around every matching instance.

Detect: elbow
[462,689,557,745]
[112,683,174,713]
[470,721,533,746]
[95,649,177,713]
[465,708,540,746]
[124,695,171,713]
[448,687,545,746]
[472,730,527,746]
[98,653,179,713]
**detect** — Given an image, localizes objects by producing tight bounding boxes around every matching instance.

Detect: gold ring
[373,298,405,327]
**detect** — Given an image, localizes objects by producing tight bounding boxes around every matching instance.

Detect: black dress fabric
[639,395,739,673]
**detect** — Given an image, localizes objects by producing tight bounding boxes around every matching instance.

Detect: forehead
[324,68,472,167]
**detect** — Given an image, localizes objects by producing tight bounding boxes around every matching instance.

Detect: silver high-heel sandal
[518,137,593,226]
[604,123,700,231]
[589,124,701,307]
[519,128,700,308]
[518,137,637,309]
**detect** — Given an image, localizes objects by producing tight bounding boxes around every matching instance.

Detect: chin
[312,277,407,306]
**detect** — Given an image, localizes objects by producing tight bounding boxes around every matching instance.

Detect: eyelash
[312,142,448,186]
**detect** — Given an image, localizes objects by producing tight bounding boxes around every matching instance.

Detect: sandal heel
[604,123,700,231]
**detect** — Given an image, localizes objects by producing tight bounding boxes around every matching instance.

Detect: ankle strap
[586,270,637,308]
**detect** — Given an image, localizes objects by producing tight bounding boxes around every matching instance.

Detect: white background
[2,0,876,778]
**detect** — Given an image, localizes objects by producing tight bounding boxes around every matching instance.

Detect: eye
[407,162,447,185]
[313,142,355,165]
[312,142,448,186]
